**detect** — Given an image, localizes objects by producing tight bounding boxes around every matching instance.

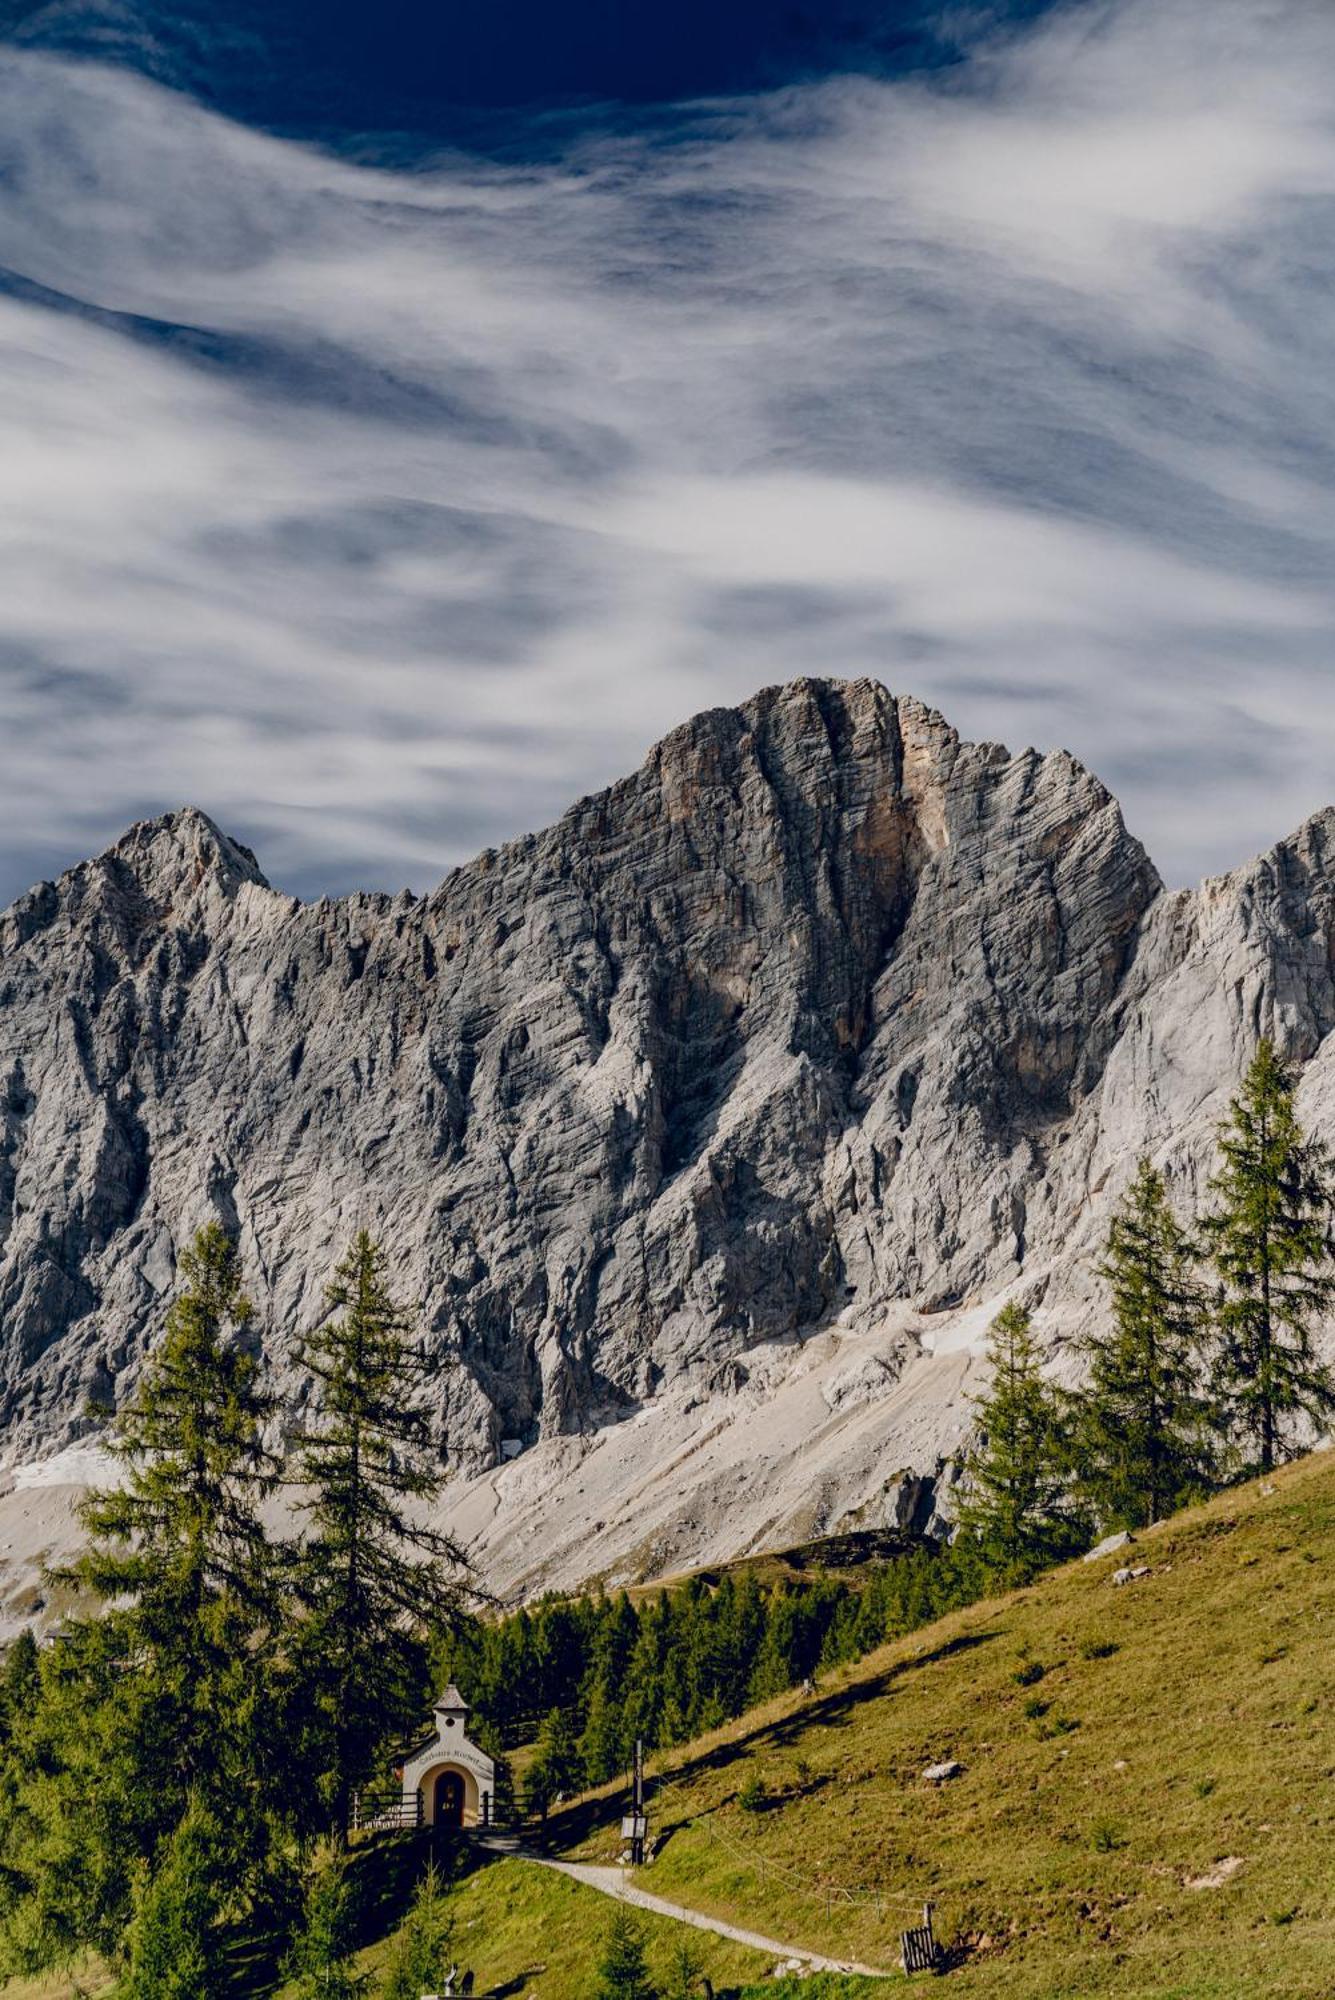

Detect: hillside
[10,1449,1335,1998]
[526,1447,1335,1997]
[8,675,1335,1610]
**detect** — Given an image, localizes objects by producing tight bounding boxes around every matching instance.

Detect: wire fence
[690,1810,924,1924]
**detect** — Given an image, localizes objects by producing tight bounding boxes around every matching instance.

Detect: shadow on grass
[546,1629,1000,1851]
[222,1828,487,1997]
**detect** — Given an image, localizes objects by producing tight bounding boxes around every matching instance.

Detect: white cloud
[2,0,1335,902]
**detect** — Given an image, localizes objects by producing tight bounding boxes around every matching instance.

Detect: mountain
[4,677,1335,1604]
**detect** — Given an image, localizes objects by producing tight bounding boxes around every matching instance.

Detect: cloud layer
[2,0,1335,904]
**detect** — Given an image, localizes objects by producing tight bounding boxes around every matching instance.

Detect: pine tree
[120,1802,225,2000]
[522,1707,582,1820]
[595,1908,656,2000]
[2,1223,281,1974]
[281,1853,369,2000]
[292,1232,470,1843]
[954,1303,1085,1583]
[1074,1158,1215,1528]
[1204,1040,1335,1473]
[379,1861,456,2000]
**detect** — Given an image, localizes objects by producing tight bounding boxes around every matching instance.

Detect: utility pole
[621,1735,648,1865]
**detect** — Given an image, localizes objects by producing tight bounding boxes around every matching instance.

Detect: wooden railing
[351,1789,424,1832]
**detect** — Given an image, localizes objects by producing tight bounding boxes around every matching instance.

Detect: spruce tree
[379,1861,456,2000]
[955,1303,1085,1583]
[2,1223,280,1975]
[595,1908,656,2000]
[1204,1040,1335,1473]
[281,1853,369,2000]
[120,1802,225,2000]
[522,1707,583,1820]
[1074,1158,1215,1528]
[292,1232,469,1843]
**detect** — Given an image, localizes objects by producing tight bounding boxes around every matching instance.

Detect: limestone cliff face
[0,679,1328,1533]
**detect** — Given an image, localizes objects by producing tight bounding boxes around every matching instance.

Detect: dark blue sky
[3,0,1058,145]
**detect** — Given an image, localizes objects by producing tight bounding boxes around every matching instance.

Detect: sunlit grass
[547,1449,1335,1996]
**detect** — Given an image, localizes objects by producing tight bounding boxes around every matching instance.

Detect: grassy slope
[3,1854,774,2000]
[13,1452,1335,1998]
[547,1449,1335,1996]
[306,1856,773,1999]
[627,1528,925,1601]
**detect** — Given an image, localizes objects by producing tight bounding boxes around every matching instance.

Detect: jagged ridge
[2,677,1335,1598]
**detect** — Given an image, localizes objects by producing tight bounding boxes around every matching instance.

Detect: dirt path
[476,1839,888,1977]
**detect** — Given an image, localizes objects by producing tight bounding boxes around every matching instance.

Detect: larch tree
[955,1303,1085,1583]
[291,1231,470,1844]
[0,1225,279,1978]
[1204,1040,1335,1473]
[1074,1157,1215,1528]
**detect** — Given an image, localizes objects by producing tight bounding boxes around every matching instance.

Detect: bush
[1090,1818,1126,1853]
[1013,1660,1046,1687]
[1080,1637,1119,1661]
[737,1774,768,1814]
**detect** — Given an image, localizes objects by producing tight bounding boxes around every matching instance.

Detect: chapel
[398,1685,497,1829]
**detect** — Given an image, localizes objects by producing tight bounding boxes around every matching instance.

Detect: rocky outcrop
[2,676,1334,1593]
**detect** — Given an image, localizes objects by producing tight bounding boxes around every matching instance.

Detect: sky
[1,0,1335,906]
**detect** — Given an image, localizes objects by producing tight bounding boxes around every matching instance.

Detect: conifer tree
[595,1909,656,2000]
[522,1707,583,1820]
[0,1223,281,1976]
[281,1853,369,2000]
[292,1232,469,1843]
[0,1628,38,1743]
[1074,1158,1215,1528]
[379,1861,456,2000]
[1204,1040,1335,1473]
[662,1934,706,2000]
[120,1802,225,2000]
[954,1303,1085,1583]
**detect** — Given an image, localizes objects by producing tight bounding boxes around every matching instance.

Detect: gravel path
[476,1840,888,1977]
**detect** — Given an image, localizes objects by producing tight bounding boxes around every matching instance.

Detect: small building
[400,1685,496,1830]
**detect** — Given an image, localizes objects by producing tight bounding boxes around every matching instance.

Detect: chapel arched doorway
[433,1768,466,1830]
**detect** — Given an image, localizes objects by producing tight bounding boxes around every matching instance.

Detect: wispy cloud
[1,0,1334,904]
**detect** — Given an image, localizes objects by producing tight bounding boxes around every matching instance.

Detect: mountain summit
[3,678,1335,1596]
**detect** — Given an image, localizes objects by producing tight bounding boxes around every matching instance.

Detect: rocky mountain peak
[2,679,1334,1601]
[108,807,271,899]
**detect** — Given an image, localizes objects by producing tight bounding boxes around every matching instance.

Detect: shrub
[737,1774,769,1814]
[1014,1660,1046,1687]
[1080,1637,1119,1661]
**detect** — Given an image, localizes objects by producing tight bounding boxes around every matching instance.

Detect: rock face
[3,677,1335,1592]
